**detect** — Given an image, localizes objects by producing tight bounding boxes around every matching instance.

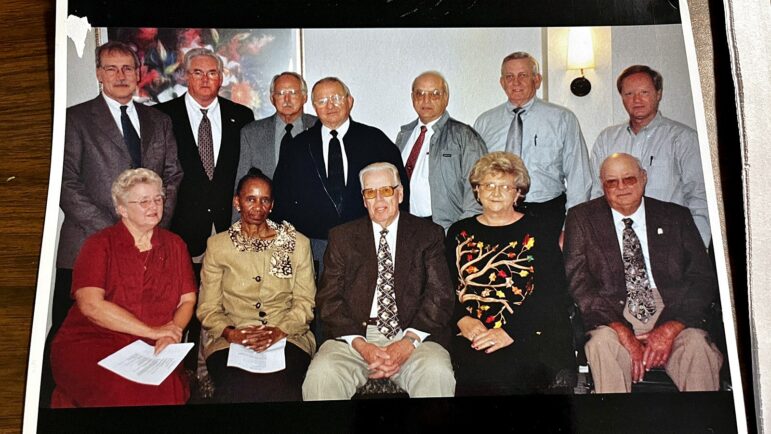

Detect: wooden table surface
[0,0,53,432]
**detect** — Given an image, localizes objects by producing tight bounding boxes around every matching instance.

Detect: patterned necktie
[199,108,215,180]
[120,105,142,168]
[327,129,345,210]
[622,218,656,323]
[505,107,524,156]
[376,229,401,338]
[404,125,428,180]
[280,123,294,150]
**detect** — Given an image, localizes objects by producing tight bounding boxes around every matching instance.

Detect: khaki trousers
[302,326,455,400]
[585,288,723,393]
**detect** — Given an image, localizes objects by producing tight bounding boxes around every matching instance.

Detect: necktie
[120,105,142,168]
[327,130,345,210]
[280,123,294,150]
[505,107,524,156]
[376,229,401,338]
[199,108,215,180]
[404,125,428,180]
[622,218,656,323]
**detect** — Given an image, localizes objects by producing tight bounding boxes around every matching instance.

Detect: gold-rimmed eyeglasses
[362,185,400,199]
[127,196,165,209]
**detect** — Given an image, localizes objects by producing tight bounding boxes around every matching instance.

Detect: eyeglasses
[313,94,346,107]
[362,185,400,199]
[602,176,639,189]
[101,65,137,76]
[274,89,303,98]
[127,196,165,209]
[412,89,445,100]
[476,183,519,194]
[502,72,533,83]
[189,69,221,80]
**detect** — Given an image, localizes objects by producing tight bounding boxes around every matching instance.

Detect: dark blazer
[272,118,409,240]
[317,213,454,348]
[58,95,183,269]
[563,196,717,331]
[236,112,317,181]
[155,95,254,257]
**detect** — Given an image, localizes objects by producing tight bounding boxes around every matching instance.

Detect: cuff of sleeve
[404,328,429,343]
[340,335,366,348]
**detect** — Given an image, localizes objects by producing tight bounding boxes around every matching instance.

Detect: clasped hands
[223,325,288,352]
[352,336,415,379]
[610,320,686,383]
[457,316,513,353]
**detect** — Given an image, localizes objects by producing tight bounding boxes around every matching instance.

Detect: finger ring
[490,340,496,345]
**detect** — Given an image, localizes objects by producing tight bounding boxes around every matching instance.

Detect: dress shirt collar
[371,213,400,235]
[322,118,351,138]
[505,96,536,114]
[185,92,219,111]
[610,198,647,232]
[626,111,663,135]
[103,93,135,113]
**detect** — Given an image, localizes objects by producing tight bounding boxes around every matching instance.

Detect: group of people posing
[46,40,723,407]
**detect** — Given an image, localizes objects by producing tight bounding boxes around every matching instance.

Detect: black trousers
[206,342,310,403]
[517,193,567,239]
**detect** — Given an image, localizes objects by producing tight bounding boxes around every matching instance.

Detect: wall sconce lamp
[567,27,595,97]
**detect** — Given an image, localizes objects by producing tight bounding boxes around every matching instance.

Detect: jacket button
[619,300,625,305]
[361,322,367,326]
[254,276,262,282]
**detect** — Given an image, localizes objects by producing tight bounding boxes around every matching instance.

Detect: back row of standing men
[52,40,710,352]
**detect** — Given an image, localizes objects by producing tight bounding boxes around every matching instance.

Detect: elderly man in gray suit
[395,71,487,230]
[53,41,183,335]
[235,71,317,185]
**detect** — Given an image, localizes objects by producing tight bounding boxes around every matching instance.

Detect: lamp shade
[567,27,595,70]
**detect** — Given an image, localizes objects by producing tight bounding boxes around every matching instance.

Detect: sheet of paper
[227,338,287,373]
[97,340,194,386]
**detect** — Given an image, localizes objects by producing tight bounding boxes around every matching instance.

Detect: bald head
[600,153,647,216]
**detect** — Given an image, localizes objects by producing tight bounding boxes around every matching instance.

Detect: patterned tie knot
[120,105,129,114]
[331,129,338,138]
[201,108,209,117]
[623,217,634,229]
[285,123,294,133]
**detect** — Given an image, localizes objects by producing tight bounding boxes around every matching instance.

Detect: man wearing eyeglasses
[236,72,317,183]
[590,65,710,247]
[155,48,253,266]
[303,162,454,400]
[395,71,487,230]
[47,41,184,401]
[563,153,722,393]
[474,51,592,241]
[55,41,183,331]
[272,77,408,274]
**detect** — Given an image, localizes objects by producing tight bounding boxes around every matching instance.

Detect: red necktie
[404,125,427,180]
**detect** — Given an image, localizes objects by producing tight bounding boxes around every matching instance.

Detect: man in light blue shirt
[590,65,710,247]
[474,52,592,239]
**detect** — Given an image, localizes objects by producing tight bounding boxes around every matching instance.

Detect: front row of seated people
[50,151,722,406]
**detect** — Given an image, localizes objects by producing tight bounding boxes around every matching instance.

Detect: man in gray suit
[395,71,487,230]
[236,71,317,185]
[53,41,183,335]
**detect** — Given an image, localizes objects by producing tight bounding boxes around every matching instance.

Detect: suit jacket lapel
[356,218,379,311]
[644,198,669,282]
[215,99,239,180]
[393,214,412,307]
[590,200,626,284]
[92,96,127,153]
[308,128,328,187]
[265,114,277,167]
[136,103,157,159]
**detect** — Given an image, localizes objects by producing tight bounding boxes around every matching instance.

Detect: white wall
[66,28,100,106]
[303,27,542,140]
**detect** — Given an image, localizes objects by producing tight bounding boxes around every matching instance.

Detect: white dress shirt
[401,118,438,217]
[103,94,140,138]
[184,93,223,165]
[610,199,658,289]
[321,119,350,184]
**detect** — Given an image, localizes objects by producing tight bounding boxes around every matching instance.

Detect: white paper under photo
[97,340,194,386]
[227,338,287,373]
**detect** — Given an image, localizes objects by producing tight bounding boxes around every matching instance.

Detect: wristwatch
[403,335,421,349]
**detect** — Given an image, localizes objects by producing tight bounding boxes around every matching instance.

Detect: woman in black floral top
[446,152,575,396]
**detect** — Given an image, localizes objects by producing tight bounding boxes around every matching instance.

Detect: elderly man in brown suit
[564,153,722,393]
[302,162,455,400]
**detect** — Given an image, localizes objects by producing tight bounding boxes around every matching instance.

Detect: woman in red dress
[50,168,197,407]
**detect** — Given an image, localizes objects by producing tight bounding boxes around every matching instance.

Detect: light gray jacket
[395,112,487,230]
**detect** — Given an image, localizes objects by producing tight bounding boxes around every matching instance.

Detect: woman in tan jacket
[197,168,316,403]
